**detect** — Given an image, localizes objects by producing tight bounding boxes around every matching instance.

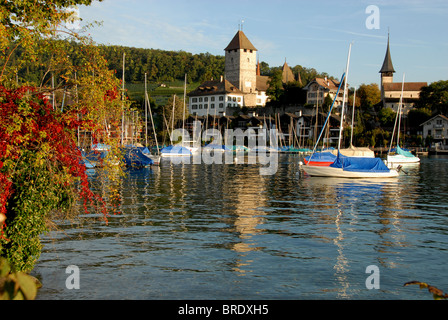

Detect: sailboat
[301,43,400,178]
[386,73,420,166]
[331,89,375,158]
[141,73,161,165]
[160,75,199,157]
[302,71,345,166]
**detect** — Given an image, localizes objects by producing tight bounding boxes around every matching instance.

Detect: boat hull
[301,164,399,178]
[386,154,420,165]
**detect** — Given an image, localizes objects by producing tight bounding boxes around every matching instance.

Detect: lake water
[33,154,448,300]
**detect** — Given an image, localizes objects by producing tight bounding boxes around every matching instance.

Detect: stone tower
[224,30,258,106]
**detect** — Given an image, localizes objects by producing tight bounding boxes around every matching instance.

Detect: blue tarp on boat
[330,154,390,172]
[304,152,337,163]
[395,146,415,158]
[160,145,192,155]
[123,146,153,167]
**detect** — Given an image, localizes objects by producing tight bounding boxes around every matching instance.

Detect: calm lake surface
[33,154,448,300]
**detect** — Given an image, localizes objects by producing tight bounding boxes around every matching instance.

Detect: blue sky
[77,0,447,88]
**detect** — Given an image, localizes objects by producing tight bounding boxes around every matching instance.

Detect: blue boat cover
[395,146,415,158]
[160,145,192,155]
[330,154,390,172]
[304,152,337,163]
[123,146,153,167]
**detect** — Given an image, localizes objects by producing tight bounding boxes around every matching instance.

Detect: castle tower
[224,30,258,105]
[379,33,395,100]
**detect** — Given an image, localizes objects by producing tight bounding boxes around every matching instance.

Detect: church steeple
[380,32,395,103]
[379,33,395,75]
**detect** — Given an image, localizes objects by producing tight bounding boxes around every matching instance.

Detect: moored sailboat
[301,43,400,178]
[386,73,420,166]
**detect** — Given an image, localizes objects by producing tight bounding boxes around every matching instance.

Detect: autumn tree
[357,83,381,108]
[0,0,126,273]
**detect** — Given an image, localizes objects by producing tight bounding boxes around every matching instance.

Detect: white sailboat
[386,73,420,167]
[330,89,375,158]
[301,43,400,178]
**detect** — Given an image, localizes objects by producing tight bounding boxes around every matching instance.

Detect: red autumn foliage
[0,85,109,237]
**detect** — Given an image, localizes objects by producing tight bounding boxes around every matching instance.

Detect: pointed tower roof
[282,60,295,83]
[224,30,257,51]
[379,34,395,74]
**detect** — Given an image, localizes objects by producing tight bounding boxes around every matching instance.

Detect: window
[211,104,215,109]
[232,97,236,102]
[211,97,215,101]
[199,104,202,109]
[219,103,224,109]
[204,97,208,102]
[192,98,198,102]
[199,97,203,102]
[228,97,232,101]
[237,97,241,102]
[192,105,198,109]
[219,96,224,101]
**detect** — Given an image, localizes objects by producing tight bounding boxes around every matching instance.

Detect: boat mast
[388,73,405,154]
[145,73,160,155]
[350,89,356,147]
[397,73,405,147]
[182,73,186,146]
[145,73,148,146]
[338,42,352,153]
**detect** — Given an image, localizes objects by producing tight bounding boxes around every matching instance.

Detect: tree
[418,80,448,116]
[378,107,396,128]
[357,83,381,108]
[1,0,125,273]
[266,69,283,105]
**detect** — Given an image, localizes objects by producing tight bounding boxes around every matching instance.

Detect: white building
[188,78,244,117]
[420,114,448,146]
[303,77,344,108]
[188,30,269,116]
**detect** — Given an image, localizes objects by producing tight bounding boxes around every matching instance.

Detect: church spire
[379,32,395,74]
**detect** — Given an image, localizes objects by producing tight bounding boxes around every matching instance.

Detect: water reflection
[34,155,448,299]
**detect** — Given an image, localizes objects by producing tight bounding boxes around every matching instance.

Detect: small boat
[387,146,420,165]
[300,43,400,179]
[301,154,400,178]
[139,146,161,165]
[203,144,232,153]
[386,73,420,166]
[123,145,153,167]
[160,145,192,157]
